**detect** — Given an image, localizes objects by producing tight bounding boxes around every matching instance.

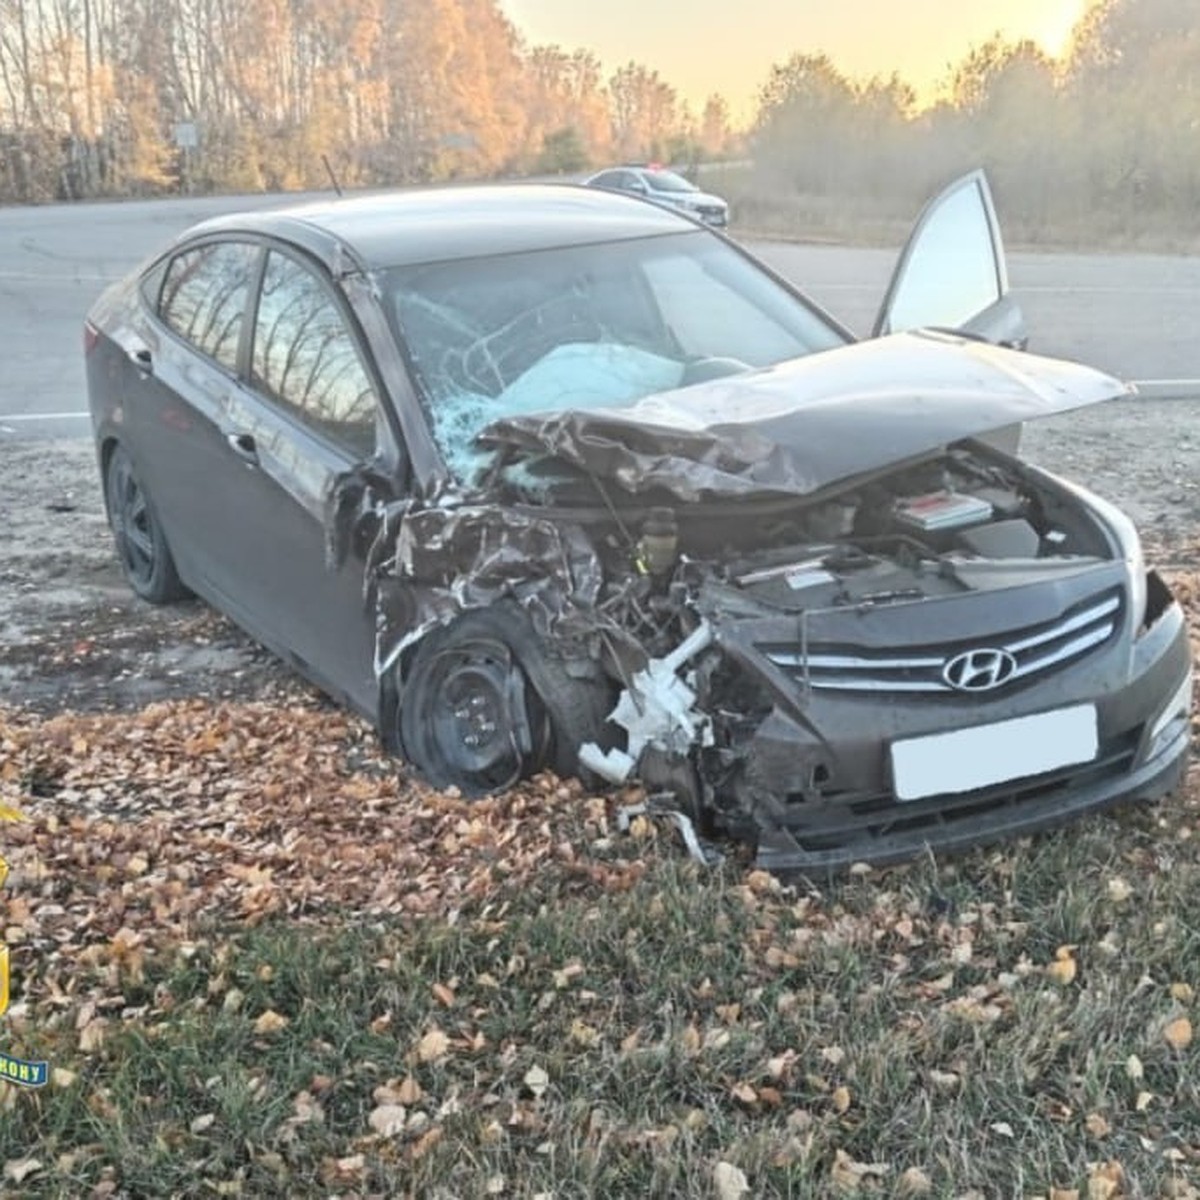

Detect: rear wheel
[397,606,612,795]
[104,444,188,604]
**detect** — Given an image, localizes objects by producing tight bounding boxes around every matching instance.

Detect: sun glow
[1032,0,1089,59]
[502,0,1094,117]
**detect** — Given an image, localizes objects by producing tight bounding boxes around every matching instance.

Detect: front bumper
[709,578,1192,876]
[754,718,1189,876]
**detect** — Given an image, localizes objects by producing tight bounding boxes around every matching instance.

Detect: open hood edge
[477,332,1133,502]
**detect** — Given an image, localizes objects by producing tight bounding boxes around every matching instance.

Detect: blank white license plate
[890,704,1098,802]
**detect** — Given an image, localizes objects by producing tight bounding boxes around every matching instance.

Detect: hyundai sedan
[84,175,1192,873]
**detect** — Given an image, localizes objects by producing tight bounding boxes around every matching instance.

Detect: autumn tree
[608,61,678,161]
[700,93,731,158]
[753,53,861,193]
[521,44,611,171]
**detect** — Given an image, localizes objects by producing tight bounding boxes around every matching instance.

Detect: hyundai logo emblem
[942,648,1018,692]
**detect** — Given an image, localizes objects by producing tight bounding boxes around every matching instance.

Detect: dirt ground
[3,400,1200,714]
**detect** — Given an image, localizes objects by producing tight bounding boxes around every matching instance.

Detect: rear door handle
[128,346,153,374]
[225,431,259,465]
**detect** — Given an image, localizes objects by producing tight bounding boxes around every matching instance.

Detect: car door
[129,238,264,594]
[190,245,399,717]
[873,169,1027,348]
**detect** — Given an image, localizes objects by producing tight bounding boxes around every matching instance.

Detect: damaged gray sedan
[84,175,1192,872]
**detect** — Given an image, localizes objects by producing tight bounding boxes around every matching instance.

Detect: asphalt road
[3,190,1199,440]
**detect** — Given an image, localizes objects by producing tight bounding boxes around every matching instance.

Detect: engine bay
[604,445,1114,617]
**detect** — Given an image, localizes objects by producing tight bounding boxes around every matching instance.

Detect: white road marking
[0,271,117,283]
[0,411,89,421]
[1131,378,1200,399]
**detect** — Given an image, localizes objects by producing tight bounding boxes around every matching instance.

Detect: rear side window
[250,250,378,456]
[159,241,258,370]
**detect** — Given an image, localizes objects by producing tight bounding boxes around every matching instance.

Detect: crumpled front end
[566,445,1192,875]
[699,572,1189,874]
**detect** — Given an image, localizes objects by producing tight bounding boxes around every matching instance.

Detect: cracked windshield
[387,230,843,484]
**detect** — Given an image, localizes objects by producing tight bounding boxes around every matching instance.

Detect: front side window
[251,251,378,456]
[160,241,258,370]
[385,230,846,485]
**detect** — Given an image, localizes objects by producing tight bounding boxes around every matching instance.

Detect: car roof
[177,183,692,274]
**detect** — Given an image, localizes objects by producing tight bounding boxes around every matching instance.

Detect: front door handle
[225,431,259,465]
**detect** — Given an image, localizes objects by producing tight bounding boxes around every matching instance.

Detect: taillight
[83,321,99,355]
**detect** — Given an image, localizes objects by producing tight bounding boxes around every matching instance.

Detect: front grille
[762,588,1122,694]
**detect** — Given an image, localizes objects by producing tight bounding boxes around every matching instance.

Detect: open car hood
[479,330,1132,501]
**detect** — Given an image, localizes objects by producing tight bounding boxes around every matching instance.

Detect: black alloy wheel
[104,444,187,604]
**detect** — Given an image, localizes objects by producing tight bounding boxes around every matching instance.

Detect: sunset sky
[500,0,1090,117]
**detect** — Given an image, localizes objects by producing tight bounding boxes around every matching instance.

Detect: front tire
[104,444,188,604]
[397,606,613,795]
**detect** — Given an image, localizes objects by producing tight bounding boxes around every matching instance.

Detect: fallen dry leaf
[3,1158,43,1184]
[253,1009,289,1035]
[414,1026,450,1063]
[1087,1159,1125,1200]
[831,1148,890,1193]
[712,1160,750,1200]
[1164,1016,1193,1051]
[409,1126,444,1160]
[1106,877,1133,903]
[897,1167,933,1196]
[77,1017,109,1052]
[368,1104,408,1137]
[523,1064,550,1098]
[569,1019,600,1048]
[1047,946,1078,986]
[290,1091,324,1126]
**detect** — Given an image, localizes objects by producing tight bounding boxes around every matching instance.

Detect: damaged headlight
[1056,479,1147,631]
[1146,669,1193,762]
[1087,490,1147,631]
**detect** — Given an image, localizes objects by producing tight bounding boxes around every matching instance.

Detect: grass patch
[2,813,1199,1197]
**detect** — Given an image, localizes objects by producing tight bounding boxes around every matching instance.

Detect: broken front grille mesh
[761,587,1123,695]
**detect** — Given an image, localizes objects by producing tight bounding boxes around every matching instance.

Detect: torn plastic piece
[579,743,636,784]
[617,801,724,867]
[580,620,714,780]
